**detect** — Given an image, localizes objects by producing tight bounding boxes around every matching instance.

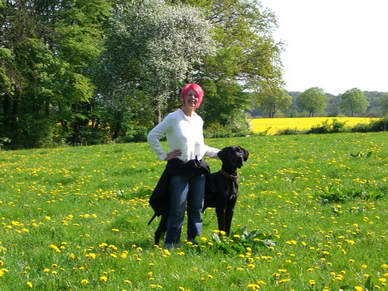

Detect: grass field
[0,132,387,290]
[250,117,380,135]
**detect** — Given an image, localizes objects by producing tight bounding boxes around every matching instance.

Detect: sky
[259,0,388,95]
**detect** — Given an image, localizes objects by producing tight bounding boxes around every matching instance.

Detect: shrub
[307,119,346,134]
[0,137,11,150]
[277,128,302,135]
[115,125,150,143]
[204,119,251,138]
[351,117,388,132]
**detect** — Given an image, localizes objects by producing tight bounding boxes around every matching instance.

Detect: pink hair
[180,83,204,109]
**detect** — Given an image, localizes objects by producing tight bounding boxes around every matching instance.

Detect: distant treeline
[1,1,387,149]
[250,89,388,119]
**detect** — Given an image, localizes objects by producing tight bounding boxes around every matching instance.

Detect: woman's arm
[204,144,220,159]
[147,115,172,161]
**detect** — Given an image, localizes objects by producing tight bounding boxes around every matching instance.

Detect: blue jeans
[165,173,205,245]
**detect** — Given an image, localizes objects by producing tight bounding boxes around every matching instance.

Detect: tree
[0,0,111,147]
[325,93,341,117]
[254,82,292,117]
[296,87,327,117]
[340,88,369,117]
[97,0,215,126]
[379,93,388,116]
[167,0,283,127]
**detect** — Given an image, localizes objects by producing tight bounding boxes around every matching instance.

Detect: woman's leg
[165,175,189,247]
[187,174,205,241]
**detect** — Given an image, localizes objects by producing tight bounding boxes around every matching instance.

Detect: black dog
[204,146,249,235]
[153,146,248,245]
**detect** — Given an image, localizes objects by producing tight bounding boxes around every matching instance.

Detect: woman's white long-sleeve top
[147,109,219,162]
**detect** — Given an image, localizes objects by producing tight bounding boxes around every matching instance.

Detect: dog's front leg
[224,208,234,236]
[216,208,227,233]
[225,198,237,235]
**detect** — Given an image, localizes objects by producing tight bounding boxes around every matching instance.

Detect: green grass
[0,132,387,290]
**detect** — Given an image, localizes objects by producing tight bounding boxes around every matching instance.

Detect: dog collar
[220,169,239,182]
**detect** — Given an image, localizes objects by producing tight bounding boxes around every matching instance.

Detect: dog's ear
[217,147,230,161]
[239,146,249,161]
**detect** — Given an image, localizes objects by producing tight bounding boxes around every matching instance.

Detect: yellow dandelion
[0,268,9,277]
[85,253,97,259]
[26,282,33,288]
[123,280,132,284]
[49,244,61,253]
[81,279,89,285]
[308,280,316,286]
[247,283,260,290]
[247,264,255,270]
[99,275,108,282]
[334,274,344,281]
[256,280,266,286]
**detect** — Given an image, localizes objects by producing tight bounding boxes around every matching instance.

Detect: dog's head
[217,146,249,170]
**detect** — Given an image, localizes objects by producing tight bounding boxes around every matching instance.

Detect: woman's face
[182,89,199,110]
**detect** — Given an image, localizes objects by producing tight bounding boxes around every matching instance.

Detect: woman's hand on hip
[165,150,182,160]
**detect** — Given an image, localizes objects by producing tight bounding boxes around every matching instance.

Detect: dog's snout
[235,151,244,160]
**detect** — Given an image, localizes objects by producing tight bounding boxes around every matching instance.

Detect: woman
[147,83,219,249]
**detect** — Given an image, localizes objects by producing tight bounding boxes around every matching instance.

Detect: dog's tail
[147,213,157,226]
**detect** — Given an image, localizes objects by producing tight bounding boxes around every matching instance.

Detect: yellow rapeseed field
[250,117,380,135]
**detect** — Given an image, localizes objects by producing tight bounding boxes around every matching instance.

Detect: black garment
[148,158,210,225]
